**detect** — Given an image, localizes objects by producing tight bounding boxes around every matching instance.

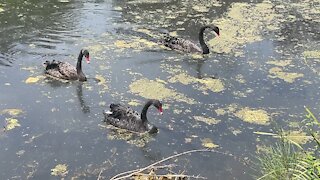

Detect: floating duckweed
[285,131,312,145]
[1,109,23,116]
[86,44,107,57]
[191,54,204,59]
[6,118,21,130]
[95,75,108,91]
[127,134,154,147]
[135,28,154,37]
[268,67,304,83]
[232,91,247,97]
[127,0,171,4]
[114,40,132,49]
[168,73,194,85]
[215,108,226,116]
[209,1,280,55]
[266,60,292,67]
[227,103,238,113]
[107,128,133,141]
[169,31,177,37]
[25,76,42,84]
[197,78,225,93]
[173,109,183,114]
[235,107,270,125]
[192,5,209,13]
[128,99,141,106]
[129,78,196,104]
[289,0,320,21]
[303,50,320,59]
[201,138,218,149]
[193,116,221,125]
[168,73,225,93]
[107,128,153,147]
[51,164,68,177]
[288,121,300,128]
[230,127,242,136]
[114,38,158,50]
[235,74,246,83]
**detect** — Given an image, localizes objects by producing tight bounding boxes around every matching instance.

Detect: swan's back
[163,35,202,53]
[104,104,148,133]
[44,60,78,80]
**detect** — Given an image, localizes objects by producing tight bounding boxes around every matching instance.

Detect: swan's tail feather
[103,110,113,115]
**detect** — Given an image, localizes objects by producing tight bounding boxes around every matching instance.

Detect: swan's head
[43,60,50,67]
[210,25,220,37]
[153,100,163,115]
[82,49,90,64]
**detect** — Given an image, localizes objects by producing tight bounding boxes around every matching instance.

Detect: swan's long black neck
[76,50,84,74]
[199,26,210,54]
[141,100,154,122]
[76,50,86,81]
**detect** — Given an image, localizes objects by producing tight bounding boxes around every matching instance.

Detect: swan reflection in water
[43,78,91,114]
[76,83,90,113]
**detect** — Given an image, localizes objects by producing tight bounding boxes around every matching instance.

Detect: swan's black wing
[104,104,147,132]
[162,34,202,53]
[57,62,78,80]
[108,104,139,119]
[44,60,67,79]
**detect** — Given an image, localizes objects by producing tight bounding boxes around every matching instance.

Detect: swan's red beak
[158,106,163,115]
[85,56,90,64]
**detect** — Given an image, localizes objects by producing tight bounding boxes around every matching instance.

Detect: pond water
[0,0,320,179]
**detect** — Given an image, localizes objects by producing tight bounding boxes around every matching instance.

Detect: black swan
[103,99,163,134]
[163,25,220,54]
[43,49,90,81]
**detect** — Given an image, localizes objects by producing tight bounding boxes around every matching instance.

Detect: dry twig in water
[110,149,214,180]
[134,172,207,179]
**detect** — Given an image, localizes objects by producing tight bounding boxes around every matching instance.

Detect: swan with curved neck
[103,99,163,133]
[163,25,219,54]
[43,49,90,81]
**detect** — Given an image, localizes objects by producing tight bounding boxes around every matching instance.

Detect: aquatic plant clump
[193,116,221,125]
[268,67,304,83]
[129,78,196,104]
[51,164,68,177]
[168,73,225,93]
[235,108,270,125]
[209,1,281,55]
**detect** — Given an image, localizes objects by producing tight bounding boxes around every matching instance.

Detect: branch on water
[134,172,207,179]
[110,149,215,180]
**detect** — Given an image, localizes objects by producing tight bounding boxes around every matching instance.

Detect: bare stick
[134,173,207,179]
[97,169,103,180]
[110,149,213,180]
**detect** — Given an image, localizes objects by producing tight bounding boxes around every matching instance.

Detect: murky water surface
[0,0,320,179]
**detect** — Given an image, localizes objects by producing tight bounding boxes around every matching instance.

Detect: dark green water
[0,0,319,179]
